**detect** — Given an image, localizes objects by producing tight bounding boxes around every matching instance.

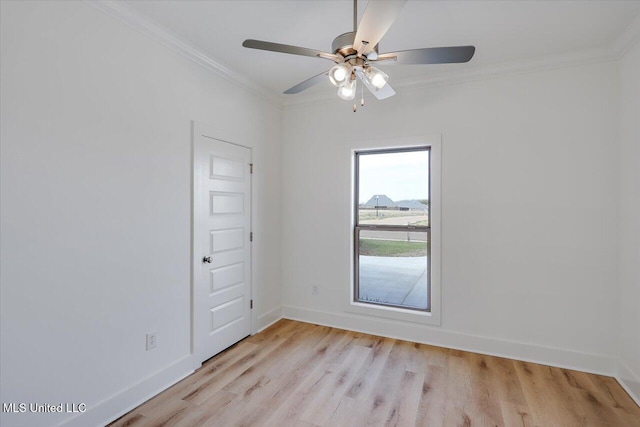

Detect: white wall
[617,39,640,402]
[0,2,282,426]
[2,1,637,424]
[281,61,620,373]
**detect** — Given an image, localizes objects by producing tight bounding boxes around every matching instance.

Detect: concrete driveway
[358,255,429,309]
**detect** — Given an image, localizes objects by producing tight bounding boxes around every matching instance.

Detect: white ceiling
[124,1,640,98]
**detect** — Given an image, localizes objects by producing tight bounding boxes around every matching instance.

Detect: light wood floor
[110,319,640,427]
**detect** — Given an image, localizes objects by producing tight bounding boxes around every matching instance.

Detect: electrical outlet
[312,285,319,295]
[146,331,157,351]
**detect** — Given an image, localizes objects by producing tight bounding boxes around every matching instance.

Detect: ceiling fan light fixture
[365,66,388,89]
[329,64,351,87]
[243,1,476,102]
[337,78,356,100]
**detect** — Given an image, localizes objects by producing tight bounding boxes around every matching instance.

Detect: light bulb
[365,66,388,89]
[334,67,347,82]
[337,79,356,100]
[371,73,386,88]
[329,64,351,87]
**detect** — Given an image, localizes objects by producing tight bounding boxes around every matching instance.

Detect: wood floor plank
[243,318,297,345]
[345,335,395,400]
[587,374,640,426]
[208,324,353,427]
[261,330,365,427]
[414,364,448,427]
[395,340,425,374]
[499,400,535,427]
[298,345,371,425]
[109,320,640,427]
[515,361,590,427]
[136,398,193,425]
[109,412,146,427]
[385,370,423,427]
[190,327,332,426]
[162,391,237,427]
[468,352,506,427]
[132,339,257,412]
[182,321,314,405]
[362,340,415,426]
[221,324,334,396]
[443,351,477,427]
[327,395,370,427]
[485,356,527,406]
[419,343,449,368]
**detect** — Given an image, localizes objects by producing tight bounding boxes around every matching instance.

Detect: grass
[359,238,427,257]
[359,210,426,222]
[359,294,384,303]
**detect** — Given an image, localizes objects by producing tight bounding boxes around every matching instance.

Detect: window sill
[346,301,441,326]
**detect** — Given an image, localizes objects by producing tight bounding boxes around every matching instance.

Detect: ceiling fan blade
[355,69,396,100]
[284,71,330,94]
[369,81,396,100]
[243,39,342,63]
[354,0,407,56]
[376,46,476,64]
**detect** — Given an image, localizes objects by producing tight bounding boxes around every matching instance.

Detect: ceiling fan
[242,0,475,109]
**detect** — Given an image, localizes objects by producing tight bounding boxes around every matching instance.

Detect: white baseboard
[282,305,616,377]
[57,355,193,427]
[44,308,634,427]
[54,307,282,427]
[256,306,283,333]
[616,359,640,406]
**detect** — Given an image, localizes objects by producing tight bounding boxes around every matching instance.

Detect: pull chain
[353,79,358,112]
[354,78,365,112]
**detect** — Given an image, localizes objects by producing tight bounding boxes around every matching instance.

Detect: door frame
[191,120,256,369]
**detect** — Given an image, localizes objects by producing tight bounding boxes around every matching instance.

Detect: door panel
[194,133,251,365]
[210,192,244,215]
[210,263,244,292]
[210,296,245,331]
[210,155,245,181]
[210,228,244,253]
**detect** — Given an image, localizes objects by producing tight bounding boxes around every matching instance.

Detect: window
[354,147,431,312]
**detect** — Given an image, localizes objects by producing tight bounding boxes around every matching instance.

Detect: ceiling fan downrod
[353,0,357,32]
[241,0,475,102]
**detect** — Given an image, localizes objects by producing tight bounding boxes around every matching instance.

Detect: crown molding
[282,46,617,109]
[86,0,638,111]
[85,0,283,109]
[612,12,640,58]
[394,47,616,90]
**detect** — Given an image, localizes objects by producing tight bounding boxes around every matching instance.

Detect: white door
[193,131,252,365]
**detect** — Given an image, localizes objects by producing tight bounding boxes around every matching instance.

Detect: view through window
[355,148,430,311]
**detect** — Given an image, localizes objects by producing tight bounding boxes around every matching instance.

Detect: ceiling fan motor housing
[332,31,378,63]
[241,0,475,98]
[332,31,357,56]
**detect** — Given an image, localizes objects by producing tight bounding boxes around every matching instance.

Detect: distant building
[394,200,429,210]
[361,195,428,211]
[362,194,395,208]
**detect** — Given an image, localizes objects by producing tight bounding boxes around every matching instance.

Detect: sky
[358,150,429,204]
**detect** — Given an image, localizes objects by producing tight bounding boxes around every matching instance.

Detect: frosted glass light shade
[337,79,356,100]
[329,64,351,87]
[365,66,388,89]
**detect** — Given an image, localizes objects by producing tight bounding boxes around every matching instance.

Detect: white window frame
[348,136,441,326]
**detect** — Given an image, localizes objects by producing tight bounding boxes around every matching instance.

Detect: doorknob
[203,256,212,264]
